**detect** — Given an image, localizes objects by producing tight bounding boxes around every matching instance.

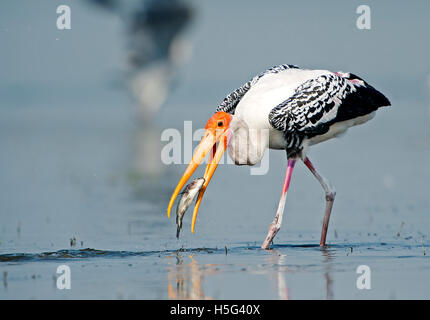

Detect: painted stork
[167,64,390,249]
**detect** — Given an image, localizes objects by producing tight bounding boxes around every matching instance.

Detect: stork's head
[167,111,232,232]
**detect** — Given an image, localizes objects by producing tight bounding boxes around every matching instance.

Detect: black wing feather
[269,73,390,139]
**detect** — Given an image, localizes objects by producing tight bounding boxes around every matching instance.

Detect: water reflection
[321,247,334,300]
[165,247,337,300]
[167,254,217,300]
[166,250,292,300]
[265,251,289,300]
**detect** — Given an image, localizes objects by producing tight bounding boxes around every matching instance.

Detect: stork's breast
[227,120,269,166]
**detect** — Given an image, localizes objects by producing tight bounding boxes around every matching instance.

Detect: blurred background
[0,0,429,299]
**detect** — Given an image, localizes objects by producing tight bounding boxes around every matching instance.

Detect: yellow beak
[167,128,228,233]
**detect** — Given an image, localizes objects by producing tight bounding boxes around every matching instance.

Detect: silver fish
[176,177,205,238]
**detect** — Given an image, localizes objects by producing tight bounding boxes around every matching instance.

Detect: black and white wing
[216,64,299,114]
[268,73,391,140]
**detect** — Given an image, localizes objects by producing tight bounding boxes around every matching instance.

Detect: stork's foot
[261,223,279,250]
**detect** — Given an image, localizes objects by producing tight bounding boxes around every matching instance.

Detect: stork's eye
[217,121,223,127]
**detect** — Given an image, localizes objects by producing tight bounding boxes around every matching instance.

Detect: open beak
[167,126,229,233]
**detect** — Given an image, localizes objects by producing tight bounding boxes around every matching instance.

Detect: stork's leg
[261,159,296,250]
[303,157,336,246]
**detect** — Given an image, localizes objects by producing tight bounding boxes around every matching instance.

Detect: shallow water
[1,0,430,299]
[1,240,428,299]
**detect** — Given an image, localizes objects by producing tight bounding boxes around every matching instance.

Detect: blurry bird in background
[88,0,194,177]
[89,0,193,118]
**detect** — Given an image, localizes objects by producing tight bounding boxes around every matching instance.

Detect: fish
[176,177,205,239]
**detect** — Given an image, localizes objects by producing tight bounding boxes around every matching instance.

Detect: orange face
[205,111,232,130]
[167,112,232,233]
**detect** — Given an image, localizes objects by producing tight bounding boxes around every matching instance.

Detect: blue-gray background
[0,0,429,299]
